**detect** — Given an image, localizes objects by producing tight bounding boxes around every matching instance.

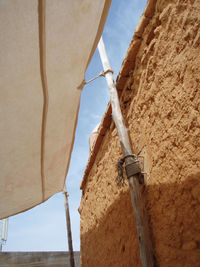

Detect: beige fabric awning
[0,0,111,219]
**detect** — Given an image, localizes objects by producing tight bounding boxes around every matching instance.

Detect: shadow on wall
[81,173,200,267]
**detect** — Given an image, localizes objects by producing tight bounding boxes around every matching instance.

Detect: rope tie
[116,158,126,187]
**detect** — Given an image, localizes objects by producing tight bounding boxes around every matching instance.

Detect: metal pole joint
[124,155,141,179]
[116,154,142,187]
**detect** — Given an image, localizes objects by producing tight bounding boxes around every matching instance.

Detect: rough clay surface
[79,0,200,266]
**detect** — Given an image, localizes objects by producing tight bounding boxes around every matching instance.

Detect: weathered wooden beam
[97,37,155,267]
[63,188,75,267]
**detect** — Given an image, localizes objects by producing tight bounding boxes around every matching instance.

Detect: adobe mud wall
[79,0,200,266]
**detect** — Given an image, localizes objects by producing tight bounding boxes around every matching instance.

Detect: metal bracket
[125,158,141,179]
[84,69,114,84]
[116,154,144,187]
[138,155,149,184]
[138,155,144,173]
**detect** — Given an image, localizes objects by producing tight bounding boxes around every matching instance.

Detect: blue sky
[2,0,147,252]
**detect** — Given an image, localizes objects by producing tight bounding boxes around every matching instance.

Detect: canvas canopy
[0,0,111,219]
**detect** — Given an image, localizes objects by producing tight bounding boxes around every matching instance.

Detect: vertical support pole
[98,37,154,267]
[0,239,2,252]
[0,218,8,252]
[63,188,75,267]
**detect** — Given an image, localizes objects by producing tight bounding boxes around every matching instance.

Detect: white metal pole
[98,39,131,156]
[0,218,8,252]
[98,37,155,267]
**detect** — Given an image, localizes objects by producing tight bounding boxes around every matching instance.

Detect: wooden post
[98,37,155,267]
[63,188,75,267]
